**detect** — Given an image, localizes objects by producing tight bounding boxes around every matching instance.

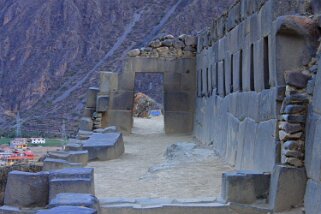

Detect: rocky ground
[88,116,233,199]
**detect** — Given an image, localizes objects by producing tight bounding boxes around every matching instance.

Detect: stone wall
[194,0,316,172]
[304,50,321,213]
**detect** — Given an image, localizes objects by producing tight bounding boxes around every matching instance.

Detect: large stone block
[221,171,271,204]
[269,165,307,212]
[49,193,100,211]
[96,95,110,112]
[271,0,307,20]
[49,168,95,200]
[305,113,321,181]
[254,120,279,172]
[107,110,132,133]
[37,206,97,214]
[259,0,272,36]
[82,132,124,161]
[99,71,118,94]
[83,107,95,118]
[232,51,241,92]
[218,60,225,96]
[226,2,241,32]
[164,91,194,112]
[43,158,82,171]
[86,87,99,108]
[164,111,193,134]
[254,39,264,92]
[4,171,49,207]
[304,179,321,214]
[47,150,88,166]
[79,117,93,132]
[110,90,133,111]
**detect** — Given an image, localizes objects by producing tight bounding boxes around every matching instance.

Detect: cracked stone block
[221,170,271,204]
[4,171,49,208]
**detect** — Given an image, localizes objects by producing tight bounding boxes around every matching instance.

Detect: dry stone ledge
[82,132,124,161]
[4,171,49,208]
[37,206,97,214]
[48,168,95,201]
[221,170,271,204]
[48,193,100,211]
[47,150,88,166]
[43,158,82,171]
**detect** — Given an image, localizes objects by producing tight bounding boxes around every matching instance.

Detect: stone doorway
[132,72,165,135]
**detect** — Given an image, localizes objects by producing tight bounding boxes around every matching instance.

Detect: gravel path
[88,117,233,199]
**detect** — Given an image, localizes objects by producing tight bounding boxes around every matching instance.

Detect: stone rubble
[128,34,197,59]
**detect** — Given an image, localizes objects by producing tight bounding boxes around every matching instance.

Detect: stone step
[47,150,88,166]
[37,206,97,214]
[99,198,241,214]
[43,158,82,171]
[49,193,100,213]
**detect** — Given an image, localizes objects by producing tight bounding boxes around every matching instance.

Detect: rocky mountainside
[0,0,233,136]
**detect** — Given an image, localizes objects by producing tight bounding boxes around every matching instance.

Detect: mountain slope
[0,0,233,136]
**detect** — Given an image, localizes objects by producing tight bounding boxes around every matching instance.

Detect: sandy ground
[88,116,233,199]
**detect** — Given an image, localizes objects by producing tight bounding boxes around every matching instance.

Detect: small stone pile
[127,34,197,58]
[279,58,318,167]
[133,92,158,118]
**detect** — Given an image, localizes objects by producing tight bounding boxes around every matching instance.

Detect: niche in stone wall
[250,44,255,91]
[239,49,243,92]
[276,32,307,86]
[263,36,270,89]
[230,54,234,93]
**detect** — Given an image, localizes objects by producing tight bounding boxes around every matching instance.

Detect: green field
[0,138,66,147]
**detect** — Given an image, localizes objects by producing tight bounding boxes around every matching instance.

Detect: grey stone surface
[49,168,95,200]
[37,206,97,214]
[65,143,83,151]
[285,70,310,89]
[4,171,49,208]
[96,95,109,112]
[82,132,124,161]
[49,193,100,211]
[304,179,321,214]
[221,170,270,204]
[269,165,306,212]
[99,71,118,94]
[79,117,94,132]
[86,87,99,108]
[43,158,82,171]
[47,150,88,166]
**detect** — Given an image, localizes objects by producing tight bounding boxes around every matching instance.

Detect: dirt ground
[88,116,233,199]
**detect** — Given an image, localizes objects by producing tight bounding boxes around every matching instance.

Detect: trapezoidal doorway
[132,72,164,135]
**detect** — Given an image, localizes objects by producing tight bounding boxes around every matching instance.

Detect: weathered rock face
[0,0,233,135]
